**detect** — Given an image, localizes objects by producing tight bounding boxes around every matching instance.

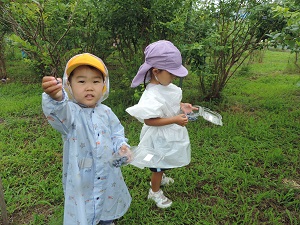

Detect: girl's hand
[42,76,63,101]
[181,103,198,114]
[174,114,188,127]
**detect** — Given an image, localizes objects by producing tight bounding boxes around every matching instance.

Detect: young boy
[42,53,131,225]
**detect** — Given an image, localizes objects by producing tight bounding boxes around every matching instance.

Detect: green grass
[0,49,300,224]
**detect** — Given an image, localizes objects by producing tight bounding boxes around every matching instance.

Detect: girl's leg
[151,171,164,192]
[148,171,172,208]
[149,168,174,187]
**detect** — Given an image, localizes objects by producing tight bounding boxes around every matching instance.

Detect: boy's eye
[78,80,85,83]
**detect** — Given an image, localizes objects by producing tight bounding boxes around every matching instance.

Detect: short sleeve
[126,95,164,123]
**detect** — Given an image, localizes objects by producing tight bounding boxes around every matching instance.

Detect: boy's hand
[42,76,63,101]
[119,145,133,162]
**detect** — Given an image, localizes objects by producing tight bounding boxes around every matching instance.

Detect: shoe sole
[156,202,172,208]
[149,181,174,187]
[148,195,172,208]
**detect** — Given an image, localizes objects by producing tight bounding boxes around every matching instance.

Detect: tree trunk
[0,0,7,81]
[0,34,7,81]
[0,176,8,225]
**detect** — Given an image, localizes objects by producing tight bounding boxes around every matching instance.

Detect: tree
[268,0,300,69]
[0,0,114,78]
[0,0,9,82]
[0,0,80,77]
[98,0,189,79]
[0,176,8,225]
[183,0,284,100]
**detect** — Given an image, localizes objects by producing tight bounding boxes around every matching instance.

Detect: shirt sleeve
[42,89,73,135]
[126,93,165,123]
[107,107,130,153]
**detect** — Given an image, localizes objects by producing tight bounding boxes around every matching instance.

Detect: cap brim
[66,53,108,77]
[131,62,152,87]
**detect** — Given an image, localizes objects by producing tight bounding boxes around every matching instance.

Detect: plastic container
[129,146,164,169]
[110,147,133,167]
[187,105,223,126]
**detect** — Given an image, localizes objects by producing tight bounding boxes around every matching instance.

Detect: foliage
[1,1,76,76]
[100,0,187,56]
[1,50,300,224]
[0,0,114,78]
[268,0,300,69]
[0,0,191,90]
[182,0,285,101]
[97,0,190,90]
[0,0,297,102]
[0,0,10,80]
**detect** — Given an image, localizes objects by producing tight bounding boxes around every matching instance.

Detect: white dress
[126,83,191,169]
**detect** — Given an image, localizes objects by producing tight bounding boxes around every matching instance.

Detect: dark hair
[143,68,162,88]
[143,68,152,88]
[69,65,104,82]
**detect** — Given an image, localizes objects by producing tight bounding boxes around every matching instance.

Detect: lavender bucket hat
[131,40,188,87]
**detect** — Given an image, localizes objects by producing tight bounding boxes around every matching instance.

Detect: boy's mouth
[85,94,94,99]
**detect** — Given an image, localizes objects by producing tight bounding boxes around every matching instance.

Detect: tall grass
[0,50,299,224]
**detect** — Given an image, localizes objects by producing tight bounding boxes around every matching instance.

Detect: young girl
[42,53,131,225]
[126,40,196,208]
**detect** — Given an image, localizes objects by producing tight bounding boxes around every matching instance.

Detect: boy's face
[69,65,105,108]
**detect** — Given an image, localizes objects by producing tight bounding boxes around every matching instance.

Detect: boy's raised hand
[42,76,63,101]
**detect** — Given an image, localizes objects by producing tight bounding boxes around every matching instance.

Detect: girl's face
[69,65,105,107]
[152,69,176,86]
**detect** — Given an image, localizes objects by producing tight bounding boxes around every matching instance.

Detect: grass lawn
[0,49,299,224]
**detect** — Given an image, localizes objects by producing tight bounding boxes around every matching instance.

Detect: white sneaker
[161,174,174,186]
[148,189,172,208]
[150,174,174,186]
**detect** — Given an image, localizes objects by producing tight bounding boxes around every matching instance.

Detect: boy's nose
[85,84,94,90]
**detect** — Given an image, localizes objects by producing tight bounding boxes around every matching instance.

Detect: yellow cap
[66,53,108,77]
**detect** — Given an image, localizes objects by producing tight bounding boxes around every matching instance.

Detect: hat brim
[166,65,188,78]
[131,62,152,88]
[131,63,188,87]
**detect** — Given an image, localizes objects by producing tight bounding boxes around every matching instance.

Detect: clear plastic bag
[187,105,223,126]
[129,146,165,169]
[110,147,133,167]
